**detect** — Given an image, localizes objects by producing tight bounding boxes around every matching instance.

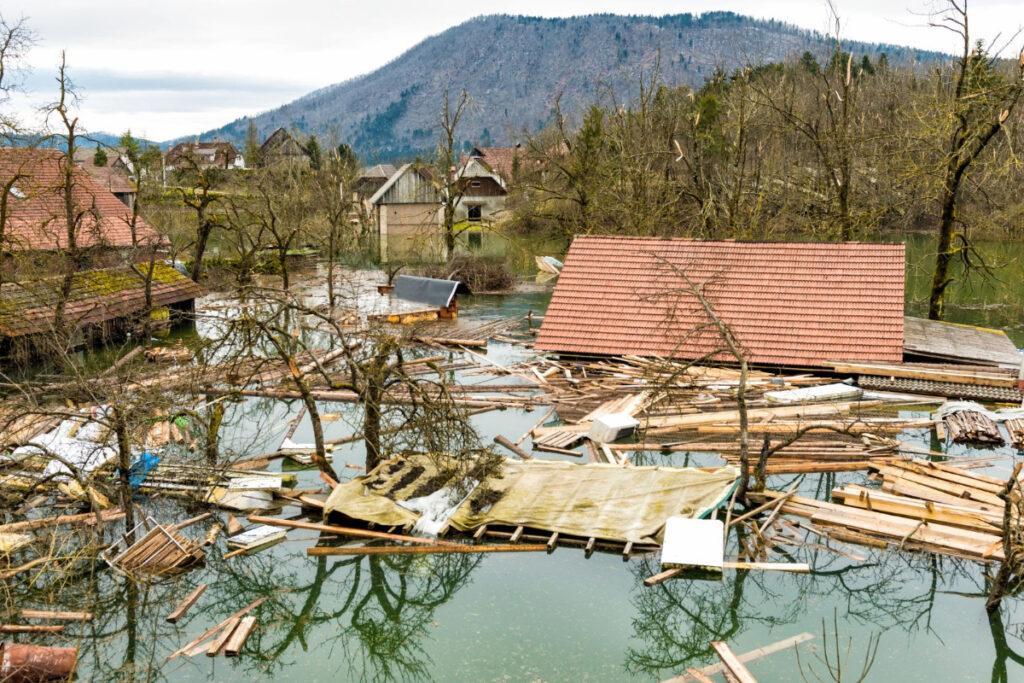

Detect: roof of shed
[0,262,200,338]
[392,274,467,308]
[534,236,905,368]
[0,147,159,252]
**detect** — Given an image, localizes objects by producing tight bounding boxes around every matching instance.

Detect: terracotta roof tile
[0,147,159,252]
[534,236,905,367]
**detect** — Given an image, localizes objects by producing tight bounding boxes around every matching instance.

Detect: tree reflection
[198,541,480,681]
[623,530,997,679]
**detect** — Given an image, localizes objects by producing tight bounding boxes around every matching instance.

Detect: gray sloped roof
[392,275,469,308]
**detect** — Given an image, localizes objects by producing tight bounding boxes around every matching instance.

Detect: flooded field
[3,235,1024,682]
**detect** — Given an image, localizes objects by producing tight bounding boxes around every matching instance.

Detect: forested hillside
[195,12,929,159]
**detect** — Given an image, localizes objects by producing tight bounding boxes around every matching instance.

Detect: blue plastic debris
[127,451,161,489]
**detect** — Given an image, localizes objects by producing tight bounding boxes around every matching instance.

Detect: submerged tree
[920,1,1024,319]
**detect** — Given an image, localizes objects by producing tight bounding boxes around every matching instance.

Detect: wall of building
[379,203,444,263]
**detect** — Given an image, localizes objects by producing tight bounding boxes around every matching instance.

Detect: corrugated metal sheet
[534,236,905,367]
[392,275,464,307]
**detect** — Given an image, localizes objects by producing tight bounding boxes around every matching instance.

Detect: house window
[470,180,481,188]
[468,231,482,250]
[467,205,482,222]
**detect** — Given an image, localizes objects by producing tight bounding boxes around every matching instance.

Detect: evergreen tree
[306,134,323,171]
[244,120,261,168]
[92,146,107,166]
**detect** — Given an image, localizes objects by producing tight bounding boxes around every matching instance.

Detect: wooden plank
[0,508,125,533]
[0,624,64,633]
[665,633,815,683]
[307,544,548,556]
[534,401,883,435]
[832,486,1001,531]
[828,362,1016,388]
[166,597,267,661]
[722,562,810,572]
[247,515,464,548]
[710,641,758,683]
[493,434,532,459]
[19,610,93,621]
[224,616,257,657]
[166,584,209,624]
[206,617,239,657]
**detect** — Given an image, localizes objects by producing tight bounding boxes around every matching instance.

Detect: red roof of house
[0,147,160,252]
[461,146,521,181]
[535,236,905,367]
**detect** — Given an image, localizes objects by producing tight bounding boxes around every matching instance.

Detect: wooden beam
[307,543,547,556]
[166,584,209,624]
[0,624,64,634]
[205,617,239,657]
[167,597,267,661]
[247,515,464,548]
[224,616,257,657]
[20,610,93,622]
[710,641,758,683]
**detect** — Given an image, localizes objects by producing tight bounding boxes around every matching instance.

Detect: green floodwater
[6,233,1024,682]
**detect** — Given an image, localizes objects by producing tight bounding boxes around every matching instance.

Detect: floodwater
[6,233,1024,682]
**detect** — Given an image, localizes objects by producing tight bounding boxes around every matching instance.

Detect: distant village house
[166,140,244,171]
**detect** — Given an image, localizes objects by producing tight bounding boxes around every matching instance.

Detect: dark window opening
[467,205,482,222]
[467,231,482,249]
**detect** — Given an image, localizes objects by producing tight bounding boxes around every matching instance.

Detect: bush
[422,255,515,292]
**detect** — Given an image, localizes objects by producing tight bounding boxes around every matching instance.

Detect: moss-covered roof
[0,262,200,338]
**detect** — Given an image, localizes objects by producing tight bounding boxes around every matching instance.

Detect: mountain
[192,12,935,161]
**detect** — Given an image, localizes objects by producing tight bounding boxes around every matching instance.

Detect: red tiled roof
[0,262,199,338]
[0,147,160,252]
[461,146,521,181]
[83,164,136,195]
[535,236,905,367]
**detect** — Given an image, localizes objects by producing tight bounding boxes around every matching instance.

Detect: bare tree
[924,0,1024,319]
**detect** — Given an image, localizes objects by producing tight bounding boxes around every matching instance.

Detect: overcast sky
[3,0,1021,141]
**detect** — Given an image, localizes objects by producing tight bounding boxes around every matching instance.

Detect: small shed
[535,235,906,369]
[0,262,199,359]
[392,274,469,319]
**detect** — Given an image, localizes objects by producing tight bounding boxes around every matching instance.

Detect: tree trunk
[736,357,750,500]
[363,382,383,472]
[205,402,225,466]
[113,411,135,536]
[928,186,958,320]
[191,216,211,283]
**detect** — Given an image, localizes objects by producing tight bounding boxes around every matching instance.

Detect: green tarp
[324,455,738,545]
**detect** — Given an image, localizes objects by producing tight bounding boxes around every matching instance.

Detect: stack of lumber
[829,360,1024,402]
[943,410,1005,446]
[752,458,1014,562]
[1007,419,1024,450]
[719,439,901,474]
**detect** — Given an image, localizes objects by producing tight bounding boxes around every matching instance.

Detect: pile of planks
[943,410,1004,446]
[103,518,206,578]
[1007,419,1024,450]
[752,458,1014,562]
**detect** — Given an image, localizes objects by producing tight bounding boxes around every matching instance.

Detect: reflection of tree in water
[327,552,482,681]
[624,533,1000,679]
[625,553,795,676]
[205,545,480,682]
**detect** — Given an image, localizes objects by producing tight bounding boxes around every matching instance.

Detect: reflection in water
[624,536,992,679]
[196,544,480,681]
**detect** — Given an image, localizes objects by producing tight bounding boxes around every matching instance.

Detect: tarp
[324,455,739,545]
